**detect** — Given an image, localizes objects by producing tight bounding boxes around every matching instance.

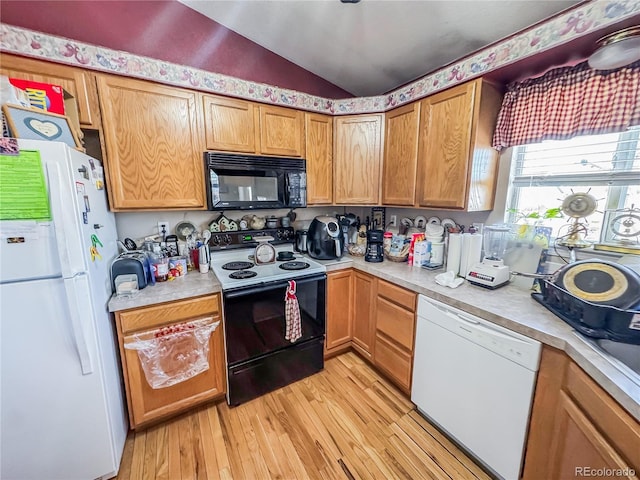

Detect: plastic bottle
[151,244,169,282]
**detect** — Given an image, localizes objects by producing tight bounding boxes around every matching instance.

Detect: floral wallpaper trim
[1,0,638,115]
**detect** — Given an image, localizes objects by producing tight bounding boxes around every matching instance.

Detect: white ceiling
[180,0,582,96]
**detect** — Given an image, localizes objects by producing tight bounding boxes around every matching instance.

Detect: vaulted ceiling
[180,0,582,95]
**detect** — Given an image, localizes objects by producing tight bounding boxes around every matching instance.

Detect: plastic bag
[124,317,220,389]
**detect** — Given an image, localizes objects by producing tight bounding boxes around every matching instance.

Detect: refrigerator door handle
[62,276,94,375]
[46,162,86,278]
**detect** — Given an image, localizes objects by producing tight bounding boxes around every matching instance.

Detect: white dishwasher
[411,295,541,480]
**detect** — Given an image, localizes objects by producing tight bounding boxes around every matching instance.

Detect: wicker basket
[385,253,408,262]
[347,243,366,257]
[384,245,409,262]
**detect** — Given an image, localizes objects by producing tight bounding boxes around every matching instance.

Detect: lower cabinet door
[374,333,412,393]
[352,272,375,358]
[550,391,637,479]
[122,316,225,428]
[325,270,353,355]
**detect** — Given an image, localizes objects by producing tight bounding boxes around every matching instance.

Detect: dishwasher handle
[445,309,479,325]
[446,310,531,345]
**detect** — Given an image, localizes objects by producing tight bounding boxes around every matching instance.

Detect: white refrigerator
[0,139,127,479]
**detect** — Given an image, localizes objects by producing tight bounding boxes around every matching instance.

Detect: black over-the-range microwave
[204,152,307,210]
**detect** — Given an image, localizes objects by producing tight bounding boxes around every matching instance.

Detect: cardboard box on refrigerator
[8,78,66,115]
[7,77,84,148]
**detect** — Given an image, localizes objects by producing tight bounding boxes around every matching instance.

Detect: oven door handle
[224,273,326,298]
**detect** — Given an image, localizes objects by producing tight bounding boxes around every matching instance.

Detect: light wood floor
[116,352,490,480]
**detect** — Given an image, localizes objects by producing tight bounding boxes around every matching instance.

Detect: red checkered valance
[492,61,640,151]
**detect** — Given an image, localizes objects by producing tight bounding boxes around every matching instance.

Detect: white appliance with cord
[411,295,541,480]
[0,140,127,479]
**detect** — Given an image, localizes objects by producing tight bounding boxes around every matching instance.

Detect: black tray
[533,280,640,345]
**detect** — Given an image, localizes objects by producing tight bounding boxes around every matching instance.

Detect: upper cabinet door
[305,113,333,205]
[382,102,420,206]
[202,95,258,153]
[417,79,502,211]
[258,105,305,157]
[417,81,476,209]
[334,114,383,205]
[0,54,100,128]
[96,75,205,210]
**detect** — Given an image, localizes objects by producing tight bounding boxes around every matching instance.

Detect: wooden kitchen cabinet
[0,53,100,129]
[201,96,304,157]
[96,74,205,210]
[382,102,421,205]
[325,270,353,357]
[305,112,333,204]
[373,280,416,393]
[523,347,640,480]
[115,294,225,429]
[416,78,502,211]
[351,271,376,359]
[333,114,383,204]
[202,94,258,153]
[259,104,305,157]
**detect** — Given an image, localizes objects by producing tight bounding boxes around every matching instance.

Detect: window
[505,128,640,243]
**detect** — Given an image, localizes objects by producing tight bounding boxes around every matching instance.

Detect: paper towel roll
[459,233,472,277]
[446,233,462,276]
[462,233,483,277]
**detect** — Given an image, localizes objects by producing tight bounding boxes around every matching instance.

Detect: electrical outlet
[157,221,169,236]
[389,215,397,227]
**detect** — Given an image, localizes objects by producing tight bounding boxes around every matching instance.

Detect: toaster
[111,252,151,292]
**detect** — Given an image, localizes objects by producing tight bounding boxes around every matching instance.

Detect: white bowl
[426,224,445,236]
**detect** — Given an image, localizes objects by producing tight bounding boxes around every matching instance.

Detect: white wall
[115,206,370,243]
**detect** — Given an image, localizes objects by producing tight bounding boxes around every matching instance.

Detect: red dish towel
[285,280,302,342]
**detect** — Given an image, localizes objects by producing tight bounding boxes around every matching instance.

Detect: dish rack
[532,280,640,344]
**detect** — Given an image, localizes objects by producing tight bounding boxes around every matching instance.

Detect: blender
[466,225,511,289]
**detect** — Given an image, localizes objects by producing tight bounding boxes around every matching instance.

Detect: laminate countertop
[108,253,640,421]
[108,270,222,312]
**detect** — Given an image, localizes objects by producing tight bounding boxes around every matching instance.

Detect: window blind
[511,128,640,188]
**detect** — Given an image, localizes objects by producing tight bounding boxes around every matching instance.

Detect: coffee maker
[365,229,384,262]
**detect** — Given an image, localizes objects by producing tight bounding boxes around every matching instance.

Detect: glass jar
[151,245,169,282]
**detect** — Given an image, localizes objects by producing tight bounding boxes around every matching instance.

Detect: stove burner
[229,270,258,280]
[279,261,310,271]
[222,261,254,271]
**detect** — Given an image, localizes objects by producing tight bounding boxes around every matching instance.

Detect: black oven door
[206,166,286,210]
[223,273,326,405]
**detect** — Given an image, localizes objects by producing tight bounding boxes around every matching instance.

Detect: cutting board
[504,242,543,289]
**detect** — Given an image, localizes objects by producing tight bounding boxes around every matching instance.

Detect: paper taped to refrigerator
[0,149,51,220]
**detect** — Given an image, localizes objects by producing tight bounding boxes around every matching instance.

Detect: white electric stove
[210,244,326,290]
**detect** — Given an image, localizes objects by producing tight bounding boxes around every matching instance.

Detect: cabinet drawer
[375,333,412,391]
[565,362,640,471]
[376,297,415,351]
[119,295,220,334]
[377,280,416,311]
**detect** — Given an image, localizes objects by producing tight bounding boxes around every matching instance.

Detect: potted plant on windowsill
[508,207,563,246]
